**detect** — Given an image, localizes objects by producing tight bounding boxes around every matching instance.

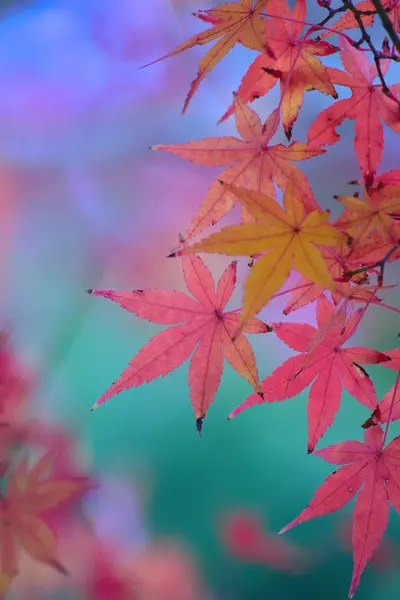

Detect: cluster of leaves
[0,332,95,597]
[0,332,208,600]
[90,0,400,596]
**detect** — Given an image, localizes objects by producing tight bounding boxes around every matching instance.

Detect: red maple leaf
[219,0,339,138]
[220,510,313,571]
[365,349,400,425]
[151,97,324,239]
[89,251,269,434]
[280,425,400,597]
[229,296,390,451]
[308,39,400,185]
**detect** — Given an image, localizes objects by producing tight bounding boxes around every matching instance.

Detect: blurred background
[0,0,399,598]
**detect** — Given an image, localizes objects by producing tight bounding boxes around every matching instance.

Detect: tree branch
[343,0,400,105]
[370,0,400,53]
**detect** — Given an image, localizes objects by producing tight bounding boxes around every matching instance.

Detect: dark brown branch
[370,0,400,53]
[343,0,400,105]
[344,243,400,285]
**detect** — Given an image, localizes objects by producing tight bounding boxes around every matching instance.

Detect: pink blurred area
[12,512,205,600]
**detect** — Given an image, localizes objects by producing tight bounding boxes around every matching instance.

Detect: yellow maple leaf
[170,183,344,323]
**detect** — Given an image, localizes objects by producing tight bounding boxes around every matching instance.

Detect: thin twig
[371,0,400,53]
[343,0,400,105]
[344,243,400,284]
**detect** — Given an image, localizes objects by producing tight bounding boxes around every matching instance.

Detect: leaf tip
[196,417,204,437]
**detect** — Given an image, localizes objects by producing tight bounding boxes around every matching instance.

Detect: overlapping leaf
[142,0,272,113]
[335,185,400,248]
[229,296,389,450]
[219,0,339,138]
[172,183,343,324]
[280,426,400,597]
[308,39,400,183]
[365,349,400,424]
[90,250,268,433]
[152,97,323,238]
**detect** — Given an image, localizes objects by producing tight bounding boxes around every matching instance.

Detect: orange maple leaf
[142,0,273,113]
[219,0,339,138]
[152,97,324,239]
[335,186,400,248]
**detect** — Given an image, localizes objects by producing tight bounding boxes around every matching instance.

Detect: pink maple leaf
[229,296,390,451]
[280,425,400,597]
[90,250,269,434]
[308,38,400,185]
[151,97,324,239]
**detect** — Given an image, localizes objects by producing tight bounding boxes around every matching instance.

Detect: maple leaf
[308,39,400,184]
[219,0,339,138]
[283,241,355,314]
[343,223,400,268]
[0,452,94,576]
[335,186,400,248]
[229,296,390,450]
[280,425,400,598]
[337,516,399,572]
[142,0,273,113]
[89,253,269,433]
[247,242,374,315]
[151,98,324,239]
[171,183,343,325]
[365,349,400,425]
[220,510,312,571]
